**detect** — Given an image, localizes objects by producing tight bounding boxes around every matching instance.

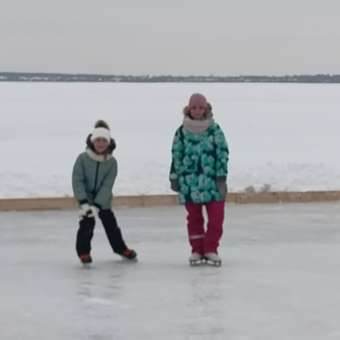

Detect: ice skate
[204,252,222,267]
[189,252,204,266]
[120,248,137,261]
[79,253,92,267]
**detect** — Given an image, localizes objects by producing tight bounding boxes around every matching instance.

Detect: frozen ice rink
[1,202,340,340]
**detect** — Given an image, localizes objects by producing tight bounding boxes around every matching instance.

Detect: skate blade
[189,259,205,266]
[121,256,138,263]
[81,262,91,269]
[205,259,222,267]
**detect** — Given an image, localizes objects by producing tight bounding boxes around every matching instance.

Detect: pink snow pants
[185,200,225,254]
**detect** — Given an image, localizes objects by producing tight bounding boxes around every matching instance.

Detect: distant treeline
[1,72,340,83]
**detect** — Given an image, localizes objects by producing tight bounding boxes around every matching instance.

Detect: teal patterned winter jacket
[170,122,229,204]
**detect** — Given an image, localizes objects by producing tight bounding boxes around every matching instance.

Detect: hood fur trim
[86,148,113,162]
[183,102,213,120]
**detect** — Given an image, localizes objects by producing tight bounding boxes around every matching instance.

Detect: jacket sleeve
[214,124,229,179]
[169,127,184,181]
[72,154,88,204]
[93,158,117,209]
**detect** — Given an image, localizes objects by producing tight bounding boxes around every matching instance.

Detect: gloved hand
[216,178,228,199]
[79,203,98,219]
[170,179,179,192]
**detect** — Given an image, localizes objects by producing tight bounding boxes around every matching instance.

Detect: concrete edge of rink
[1,191,340,211]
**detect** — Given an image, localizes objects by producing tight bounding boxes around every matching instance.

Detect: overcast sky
[1,0,339,75]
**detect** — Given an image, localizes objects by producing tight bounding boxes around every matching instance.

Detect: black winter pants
[76,209,127,257]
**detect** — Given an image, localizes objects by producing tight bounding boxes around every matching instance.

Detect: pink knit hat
[188,93,208,109]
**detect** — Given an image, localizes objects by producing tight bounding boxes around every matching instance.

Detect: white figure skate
[189,252,204,266]
[204,252,222,267]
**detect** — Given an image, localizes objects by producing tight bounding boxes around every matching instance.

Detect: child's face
[93,138,109,154]
[189,105,206,119]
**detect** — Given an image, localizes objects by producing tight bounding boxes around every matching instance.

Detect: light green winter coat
[72,149,118,210]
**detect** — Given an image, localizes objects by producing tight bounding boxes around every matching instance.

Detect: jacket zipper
[93,162,100,195]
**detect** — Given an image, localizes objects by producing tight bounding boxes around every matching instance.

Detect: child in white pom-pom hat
[72,120,137,264]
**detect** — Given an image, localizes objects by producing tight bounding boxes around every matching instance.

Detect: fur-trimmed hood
[183,102,213,120]
[86,148,113,162]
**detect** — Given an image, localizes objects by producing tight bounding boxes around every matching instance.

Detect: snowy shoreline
[1,82,340,198]
[1,191,340,212]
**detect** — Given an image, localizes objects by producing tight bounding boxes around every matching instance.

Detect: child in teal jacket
[72,120,136,264]
[170,93,229,265]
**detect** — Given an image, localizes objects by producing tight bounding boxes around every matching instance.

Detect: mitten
[216,178,227,199]
[170,179,179,192]
[79,204,98,219]
[89,205,99,216]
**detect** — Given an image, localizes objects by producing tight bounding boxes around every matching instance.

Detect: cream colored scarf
[182,116,214,133]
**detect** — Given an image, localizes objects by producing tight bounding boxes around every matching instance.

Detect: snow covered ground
[1,203,340,340]
[1,82,340,198]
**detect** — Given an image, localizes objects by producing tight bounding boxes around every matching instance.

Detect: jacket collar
[86,148,112,162]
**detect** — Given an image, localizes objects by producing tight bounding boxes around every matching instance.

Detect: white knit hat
[90,127,111,143]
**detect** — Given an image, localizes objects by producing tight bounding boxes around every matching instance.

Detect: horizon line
[1,71,340,77]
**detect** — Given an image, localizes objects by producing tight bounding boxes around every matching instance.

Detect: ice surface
[1,202,340,339]
[1,82,340,198]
